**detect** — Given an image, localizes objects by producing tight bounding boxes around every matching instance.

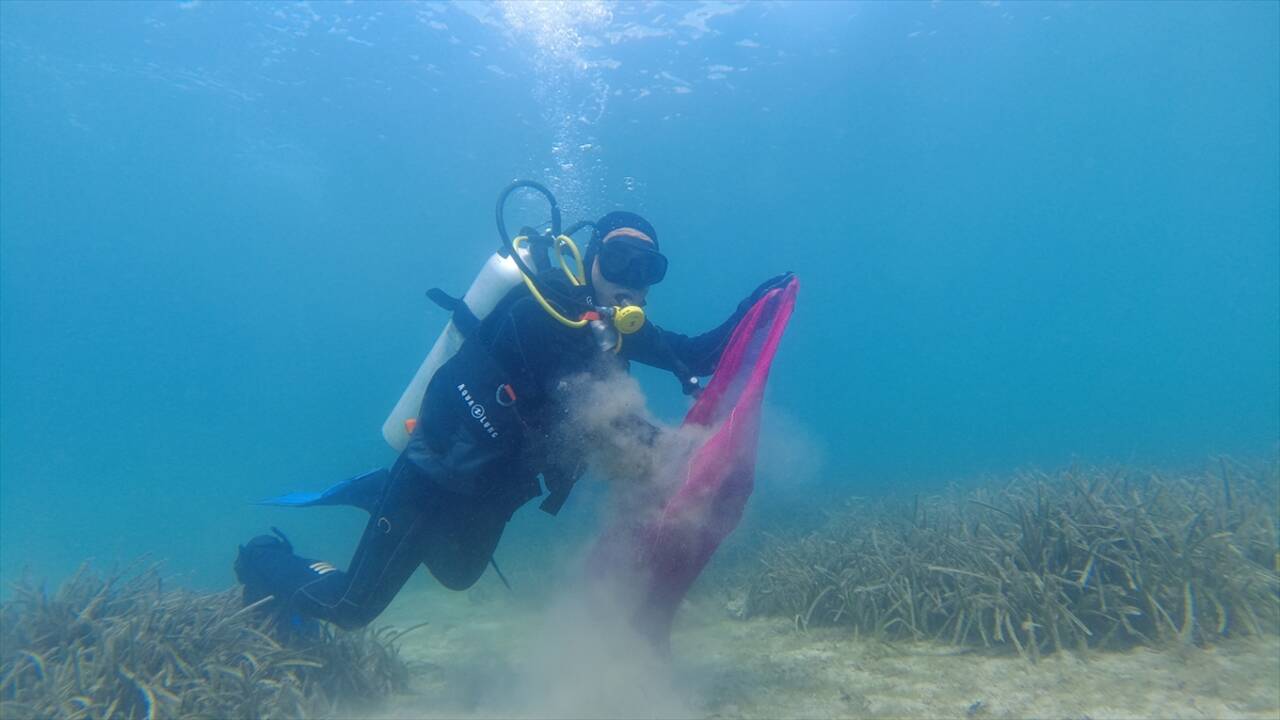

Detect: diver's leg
[235,457,433,630]
[421,491,510,591]
[289,457,438,628]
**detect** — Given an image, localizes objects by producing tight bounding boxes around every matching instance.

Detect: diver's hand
[738,272,794,314]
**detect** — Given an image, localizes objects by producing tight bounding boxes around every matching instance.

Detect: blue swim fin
[257,468,389,514]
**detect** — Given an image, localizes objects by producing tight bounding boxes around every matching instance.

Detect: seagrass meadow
[738,461,1280,659]
[0,462,1277,719]
[0,563,418,719]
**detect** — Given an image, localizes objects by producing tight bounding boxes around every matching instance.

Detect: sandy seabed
[369,584,1280,720]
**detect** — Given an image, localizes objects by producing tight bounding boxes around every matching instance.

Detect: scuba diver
[234,181,791,631]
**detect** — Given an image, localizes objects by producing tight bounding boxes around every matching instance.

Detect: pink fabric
[589,277,799,648]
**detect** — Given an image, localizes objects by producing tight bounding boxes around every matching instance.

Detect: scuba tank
[380,250,527,451]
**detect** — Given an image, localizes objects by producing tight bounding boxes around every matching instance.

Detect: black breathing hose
[495,180,561,253]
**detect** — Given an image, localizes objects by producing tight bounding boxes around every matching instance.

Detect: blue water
[1,1,1276,591]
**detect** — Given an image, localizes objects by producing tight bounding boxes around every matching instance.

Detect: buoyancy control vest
[387,243,591,515]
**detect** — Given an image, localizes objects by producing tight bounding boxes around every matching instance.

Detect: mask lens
[600,239,667,287]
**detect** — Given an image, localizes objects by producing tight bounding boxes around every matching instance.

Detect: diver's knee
[434,574,479,592]
[428,558,488,591]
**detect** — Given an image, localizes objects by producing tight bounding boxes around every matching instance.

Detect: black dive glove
[737,272,794,315]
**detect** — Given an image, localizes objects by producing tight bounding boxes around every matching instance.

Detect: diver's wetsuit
[241,275,751,630]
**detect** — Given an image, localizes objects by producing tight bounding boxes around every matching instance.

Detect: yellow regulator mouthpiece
[613,305,646,334]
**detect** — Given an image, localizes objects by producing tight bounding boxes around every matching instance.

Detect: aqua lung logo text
[457,383,500,439]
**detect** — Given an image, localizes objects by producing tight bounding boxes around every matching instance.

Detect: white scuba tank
[381,249,532,451]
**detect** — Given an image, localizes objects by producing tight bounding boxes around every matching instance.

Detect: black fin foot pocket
[233,528,328,607]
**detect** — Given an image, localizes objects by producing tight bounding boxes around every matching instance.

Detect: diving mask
[598,236,668,288]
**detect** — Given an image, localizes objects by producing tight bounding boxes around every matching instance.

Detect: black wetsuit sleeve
[623,307,745,377]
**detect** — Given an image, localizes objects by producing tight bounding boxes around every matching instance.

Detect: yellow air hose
[511,234,641,354]
[512,236,588,329]
[555,234,586,286]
